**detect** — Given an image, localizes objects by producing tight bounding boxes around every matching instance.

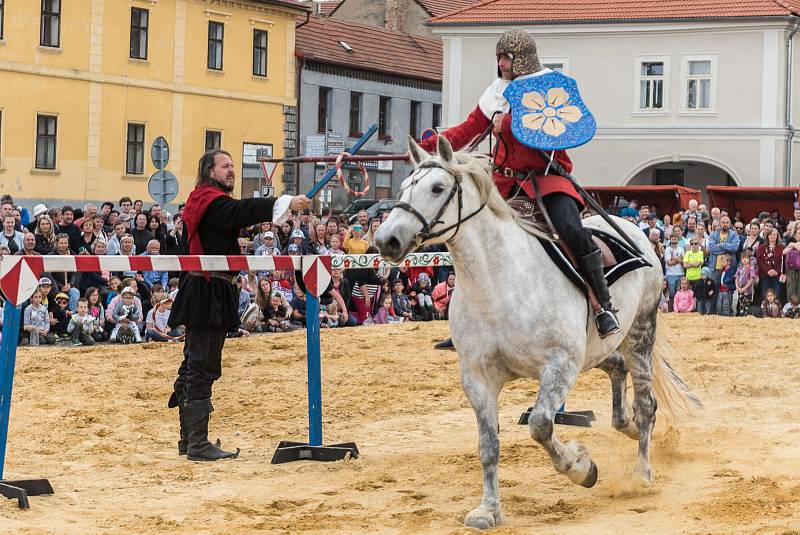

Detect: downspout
[786,19,799,186]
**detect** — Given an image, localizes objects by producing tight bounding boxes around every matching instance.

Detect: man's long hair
[196,149,232,187]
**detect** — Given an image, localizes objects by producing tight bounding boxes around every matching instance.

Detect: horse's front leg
[529,358,598,488]
[460,365,503,529]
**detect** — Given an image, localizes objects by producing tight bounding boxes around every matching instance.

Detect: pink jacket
[673,289,696,313]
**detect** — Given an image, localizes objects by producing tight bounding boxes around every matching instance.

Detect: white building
[428,0,800,193]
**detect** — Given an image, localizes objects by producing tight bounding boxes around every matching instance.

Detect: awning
[706,186,800,221]
[584,185,703,217]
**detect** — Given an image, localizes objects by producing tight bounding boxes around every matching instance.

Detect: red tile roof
[417,0,482,17]
[296,16,443,81]
[429,0,800,25]
[317,0,342,15]
[253,0,311,12]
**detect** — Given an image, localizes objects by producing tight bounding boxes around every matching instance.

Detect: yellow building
[0,0,308,206]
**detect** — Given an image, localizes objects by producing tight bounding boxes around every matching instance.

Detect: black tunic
[169,195,277,329]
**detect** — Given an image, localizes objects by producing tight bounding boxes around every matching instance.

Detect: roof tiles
[429,0,800,25]
[296,16,443,81]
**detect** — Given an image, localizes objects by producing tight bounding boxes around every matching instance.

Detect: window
[205,130,222,152]
[409,101,420,139]
[349,92,362,136]
[207,21,224,70]
[40,0,61,48]
[685,58,713,110]
[126,123,145,175]
[655,168,685,186]
[253,29,268,77]
[432,104,441,131]
[543,62,564,72]
[0,0,5,40]
[35,114,57,170]
[638,61,665,110]
[318,87,331,133]
[379,96,391,139]
[130,8,149,59]
[541,57,569,74]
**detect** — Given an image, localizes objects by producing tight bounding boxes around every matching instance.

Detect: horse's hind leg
[621,310,658,485]
[529,358,597,488]
[460,367,503,529]
[596,350,639,440]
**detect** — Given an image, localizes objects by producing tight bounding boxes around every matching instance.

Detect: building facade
[295,16,442,211]
[0,0,307,209]
[429,1,800,194]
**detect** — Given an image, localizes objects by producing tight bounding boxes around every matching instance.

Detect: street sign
[151,137,170,170]
[306,135,326,157]
[148,169,179,205]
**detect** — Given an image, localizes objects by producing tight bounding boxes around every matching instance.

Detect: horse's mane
[444,150,554,241]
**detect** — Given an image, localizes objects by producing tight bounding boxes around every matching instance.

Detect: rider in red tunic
[421,29,621,341]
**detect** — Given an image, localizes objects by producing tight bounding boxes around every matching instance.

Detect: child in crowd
[672,277,696,313]
[717,256,734,317]
[391,279,413,321]
[168,277,180,294]
[271,270,294,303]
[23,291,55,345]
[658,279,670,312]
[410,272,435,321]
[67,298,100,346]
[782,294,800,318]
[694,267,716,315]
[374,294,403,324]
[735,251,759,316]
[105,276,122,306]
[321,301,340,328]
[85,287,107,341]
[289,284,307,326]
[264,292,293,332]
[145,292,184,341]
[761,288,783,318]
[51,292,72,339]
[110,287,143,343]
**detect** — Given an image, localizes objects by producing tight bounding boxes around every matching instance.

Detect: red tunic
[419,106,582,205]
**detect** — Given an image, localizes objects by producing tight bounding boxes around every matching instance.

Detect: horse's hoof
[465,505,499,530]
[580,461,598,488]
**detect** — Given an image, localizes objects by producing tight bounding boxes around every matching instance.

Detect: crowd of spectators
[616,198,800,319]
[0,194,455,347]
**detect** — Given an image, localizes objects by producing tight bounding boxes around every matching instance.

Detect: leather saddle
[507,197,649,295]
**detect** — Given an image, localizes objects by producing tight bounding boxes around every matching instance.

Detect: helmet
[496,29,541,78]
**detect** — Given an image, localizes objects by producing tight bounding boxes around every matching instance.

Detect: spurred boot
[183,399,240,461]
[578,249,621,339]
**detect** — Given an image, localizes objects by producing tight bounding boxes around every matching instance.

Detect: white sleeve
[477,78,511,119]
[272,195,293,225]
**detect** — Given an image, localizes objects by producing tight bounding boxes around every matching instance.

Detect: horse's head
[376,135,491,262]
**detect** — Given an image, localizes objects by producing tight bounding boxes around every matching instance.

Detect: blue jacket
[707,229,740,271]
[140,252,168,289]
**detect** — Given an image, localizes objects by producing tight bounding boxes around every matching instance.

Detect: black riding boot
[168,391,188,455]
[434,338,454,350]
[578,249,621,338]
[183,399,240,461]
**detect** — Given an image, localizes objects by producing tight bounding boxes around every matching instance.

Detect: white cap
[33,203,48,217]
[121,287,135,296]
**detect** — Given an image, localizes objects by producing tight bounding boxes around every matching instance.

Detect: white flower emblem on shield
[520,87,583,137]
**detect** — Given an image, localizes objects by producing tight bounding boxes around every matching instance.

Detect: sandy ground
[1,315,800,534]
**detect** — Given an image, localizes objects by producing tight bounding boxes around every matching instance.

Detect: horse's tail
[651,320,703,415]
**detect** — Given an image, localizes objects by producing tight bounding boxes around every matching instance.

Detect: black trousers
[174,326,227,401]
[542,193,598,260]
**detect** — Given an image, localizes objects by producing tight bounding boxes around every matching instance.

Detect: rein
[393,161,487,249]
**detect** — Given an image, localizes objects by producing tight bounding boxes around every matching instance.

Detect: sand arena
[1,314,799,534]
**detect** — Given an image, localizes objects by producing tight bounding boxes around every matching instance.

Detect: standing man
[707,215,740,313]
[419,29,620,350]
[168,149,310,461]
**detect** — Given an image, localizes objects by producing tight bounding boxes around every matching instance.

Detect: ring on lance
[335,152,370,197]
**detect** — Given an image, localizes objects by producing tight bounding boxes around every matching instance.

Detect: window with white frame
[684,57,714,110]
[638,60,666,110]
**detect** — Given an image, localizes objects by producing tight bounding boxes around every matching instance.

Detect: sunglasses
[690,242,699,245]
[56,299,68,303]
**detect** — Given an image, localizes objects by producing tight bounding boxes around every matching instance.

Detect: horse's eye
[432,184,445,195]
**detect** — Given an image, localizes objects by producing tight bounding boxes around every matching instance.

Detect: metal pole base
[271,441,359,464]
[0,479,54,509]
[518,408,597,428]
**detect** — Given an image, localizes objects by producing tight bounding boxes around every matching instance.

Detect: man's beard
[213,175,235,193]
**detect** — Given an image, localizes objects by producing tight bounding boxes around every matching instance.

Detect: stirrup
[594,308,621,338]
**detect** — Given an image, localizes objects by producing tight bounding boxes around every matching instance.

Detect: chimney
[385,0,406,33]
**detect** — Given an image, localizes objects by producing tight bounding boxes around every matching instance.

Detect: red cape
[181,184,230,255]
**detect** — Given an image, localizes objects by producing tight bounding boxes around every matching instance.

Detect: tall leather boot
[183,399,240,461]
[168,391,187,455]
[578,249,621,338]
[434,338,454,350]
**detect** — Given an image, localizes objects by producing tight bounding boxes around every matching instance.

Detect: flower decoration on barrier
[330,253,452,270]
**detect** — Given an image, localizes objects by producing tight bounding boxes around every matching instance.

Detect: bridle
[392,160,487,249]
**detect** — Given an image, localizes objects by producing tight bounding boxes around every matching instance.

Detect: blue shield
[503,71,596,150]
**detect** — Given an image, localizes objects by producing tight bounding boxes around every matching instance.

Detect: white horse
[375,136,699,529]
